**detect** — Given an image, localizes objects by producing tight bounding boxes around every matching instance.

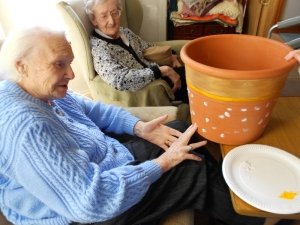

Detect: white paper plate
[222,144,300,214]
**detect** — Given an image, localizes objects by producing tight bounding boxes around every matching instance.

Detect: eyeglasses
[97,10,121,21]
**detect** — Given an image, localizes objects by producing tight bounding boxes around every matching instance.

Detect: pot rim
[180,34,298,79]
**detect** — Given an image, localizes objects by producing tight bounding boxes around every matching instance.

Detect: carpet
[281,57,300,97]
[281,77,300,96]
[279,33,300,46]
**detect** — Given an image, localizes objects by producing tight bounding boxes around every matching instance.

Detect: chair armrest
[153,40,189,54]
[153,40,190,65]
[69,90,178,123]
[90,76,175,107]
[124,106,178,124]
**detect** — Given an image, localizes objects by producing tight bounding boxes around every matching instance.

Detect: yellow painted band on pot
[185,66,287,101]
[187,80,282,102]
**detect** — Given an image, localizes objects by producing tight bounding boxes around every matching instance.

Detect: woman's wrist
[151,66,162,79]
[152,157,170,173]
[159,66,171,77]
[133,120,144,137]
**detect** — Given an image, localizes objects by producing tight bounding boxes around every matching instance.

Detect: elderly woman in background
[84,0,189,103]
[0,26,286,225]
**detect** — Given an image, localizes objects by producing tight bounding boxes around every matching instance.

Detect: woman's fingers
[188,140,207,152]
[168,69,181,92]
[154,124,207,173]
[151,114,168,125]
[181,123,198,139]
[168,134,178,143]
[285,50,300,62]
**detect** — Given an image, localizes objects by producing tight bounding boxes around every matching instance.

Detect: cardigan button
[55,108,64,116]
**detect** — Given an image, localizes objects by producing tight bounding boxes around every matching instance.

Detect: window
[2,0,65,34]
[0,23,5,39]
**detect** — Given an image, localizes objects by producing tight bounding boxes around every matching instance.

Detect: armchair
[56,0,191,123]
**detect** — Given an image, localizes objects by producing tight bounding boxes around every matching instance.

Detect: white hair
[0,26,66,82]
[84,0,123,20]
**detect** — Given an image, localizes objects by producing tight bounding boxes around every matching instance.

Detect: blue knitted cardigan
[0,80,162,225]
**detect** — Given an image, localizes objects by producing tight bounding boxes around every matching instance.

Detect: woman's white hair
[0,26,66,82]
[84,0,123,20]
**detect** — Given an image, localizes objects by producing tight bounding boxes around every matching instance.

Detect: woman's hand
[133,115,182,150]
[153,123,207,173]
[171,54,182,67]
[159,66,181,93]
[285,49,300,63]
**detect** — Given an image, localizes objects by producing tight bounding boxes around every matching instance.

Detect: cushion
[143,46,172,66]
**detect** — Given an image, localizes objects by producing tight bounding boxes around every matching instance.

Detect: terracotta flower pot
[180,34,298,145]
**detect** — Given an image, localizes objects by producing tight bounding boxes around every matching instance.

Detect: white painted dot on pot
[191,93,194,98]
[190,100,193,104]
[234,131,240,134]
[190,110,195,115]
[224,112,230,117]
[241,118,247,122]
[258,119,263,125]
[243,128,249,132]
[265,112,270,117]
[254,106,260,110]
[241,108,247,112]
[204,102,208,106]
[205,118,209,122]
[202,128,207,133]
[220,133,225,138]
[227,108,232,111]
[219,115,225,119]
[212,127,217,130]
[266,102,270,108]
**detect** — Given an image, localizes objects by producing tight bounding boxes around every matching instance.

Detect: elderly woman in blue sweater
[0,26,285,225]
[85,0,188,103]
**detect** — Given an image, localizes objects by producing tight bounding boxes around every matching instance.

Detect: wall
[0,1,13,36]
[0,0,89,94]
[0,0,64,34]
[280,0,300,21]
[127,0,167,42]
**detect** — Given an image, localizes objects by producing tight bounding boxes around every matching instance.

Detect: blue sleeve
[15,119,161,223]
[69,93,140,135]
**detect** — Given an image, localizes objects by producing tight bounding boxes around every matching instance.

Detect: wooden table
[220,96,300,219]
